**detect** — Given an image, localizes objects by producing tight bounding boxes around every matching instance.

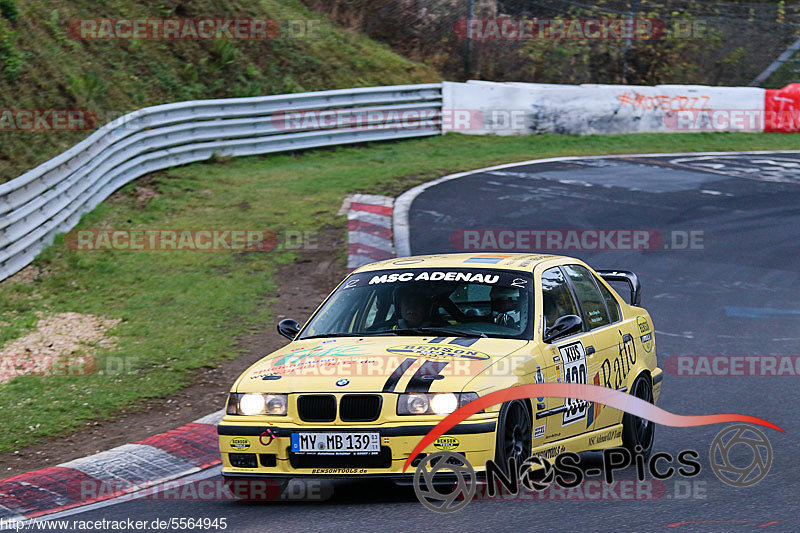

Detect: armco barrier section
[3,80,798,282]
[442,81,800,135]
[0,84,443,282]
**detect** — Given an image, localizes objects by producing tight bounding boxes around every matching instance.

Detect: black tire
[622,374,655,459]
[495,400,532,473]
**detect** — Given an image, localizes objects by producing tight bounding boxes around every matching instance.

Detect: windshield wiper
[300,333,368,339]
[390,327,487,338]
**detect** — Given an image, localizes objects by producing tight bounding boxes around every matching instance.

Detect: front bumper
[217,418,497,478]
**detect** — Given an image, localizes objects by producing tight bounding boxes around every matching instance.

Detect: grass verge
[0,131,798,452]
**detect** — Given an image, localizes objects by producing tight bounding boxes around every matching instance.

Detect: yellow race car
[218,253,662,482]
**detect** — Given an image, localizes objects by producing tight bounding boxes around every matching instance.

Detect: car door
[561,264,637,432]
[535,266,599,445]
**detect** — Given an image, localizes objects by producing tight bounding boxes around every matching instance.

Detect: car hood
[235,336,530,393]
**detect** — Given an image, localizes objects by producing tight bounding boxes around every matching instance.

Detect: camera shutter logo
[710,424,772,487]
[520,456,556,491]
[413,451,477,513]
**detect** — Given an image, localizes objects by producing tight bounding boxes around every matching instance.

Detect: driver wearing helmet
[490,286,521,329]
[396,290,436,329]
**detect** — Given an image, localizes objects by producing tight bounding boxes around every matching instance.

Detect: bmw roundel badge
[336,378,350,387]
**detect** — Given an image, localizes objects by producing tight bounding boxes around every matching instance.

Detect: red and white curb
[345,194,397,271]
[0,411,223,520]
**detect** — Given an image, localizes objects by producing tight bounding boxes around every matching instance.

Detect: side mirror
[543,315,583,343]
[277,318,301,340]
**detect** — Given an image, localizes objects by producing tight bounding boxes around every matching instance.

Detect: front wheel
[622,374,655,459]
[495,400,532,472]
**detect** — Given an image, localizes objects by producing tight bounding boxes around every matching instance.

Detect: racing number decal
[558,340,588,425]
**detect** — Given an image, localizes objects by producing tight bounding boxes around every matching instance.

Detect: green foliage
[44,9,66,42]
[305,0,800,87]
[0,30,22,81]
[0,0,17,23]
[68,71,109,105]
[0,0,439,182]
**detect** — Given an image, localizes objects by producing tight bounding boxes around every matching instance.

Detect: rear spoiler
[595,270,642,307]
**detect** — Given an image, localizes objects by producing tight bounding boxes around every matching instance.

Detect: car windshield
[299,268,533,340]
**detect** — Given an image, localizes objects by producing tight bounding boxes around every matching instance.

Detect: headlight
[397,392,480,415]
[430,393,458,414]
[226,393,287,416]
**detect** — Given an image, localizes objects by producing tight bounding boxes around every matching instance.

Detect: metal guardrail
[0,83,443,281]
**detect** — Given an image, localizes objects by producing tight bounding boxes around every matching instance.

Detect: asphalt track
[46,153,800,532]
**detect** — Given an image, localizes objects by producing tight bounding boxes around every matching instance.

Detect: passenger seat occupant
[490,286,521,329]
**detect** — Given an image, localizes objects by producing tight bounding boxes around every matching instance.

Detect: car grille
[289,447,392,469]
[339,394,382,422]
[297,395,336,422]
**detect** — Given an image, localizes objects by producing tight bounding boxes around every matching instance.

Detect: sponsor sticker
[368,271,501,285]
[310,468,368,474]
[588,428,622,447]
[534,364,545,402]
[386,344,491,361]
[267,344,366,366]
[434,436,461,450]
[533,444,566,460]
[534,425,546,439]
[637,317,653,352]
[230,437,251,450]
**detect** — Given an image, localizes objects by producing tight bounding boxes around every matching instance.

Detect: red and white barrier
[765,83,800,132]
[346,194,396,271]
[442,81,800,135]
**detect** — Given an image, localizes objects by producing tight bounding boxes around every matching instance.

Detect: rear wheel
[622,374,655,458]
[495,400,532,472]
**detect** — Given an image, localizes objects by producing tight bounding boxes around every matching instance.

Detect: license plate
[290,432,380,455]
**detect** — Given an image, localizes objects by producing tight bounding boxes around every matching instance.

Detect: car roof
[352,253,568,273]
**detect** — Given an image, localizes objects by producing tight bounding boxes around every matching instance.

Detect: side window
[595,277,621,323]
[563,265,610,329]
[541,267,580,329]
